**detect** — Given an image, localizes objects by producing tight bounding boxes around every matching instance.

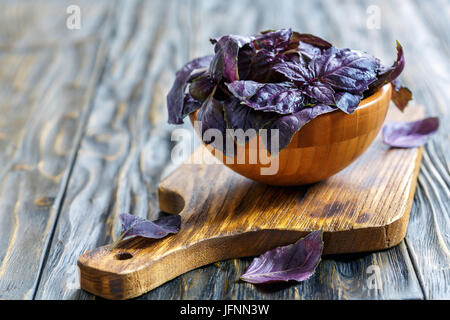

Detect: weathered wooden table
[0,0,448,300]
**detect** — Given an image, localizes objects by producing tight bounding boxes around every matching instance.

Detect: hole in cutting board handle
[115,252,133,260]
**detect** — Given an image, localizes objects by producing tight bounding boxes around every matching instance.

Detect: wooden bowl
[190,83,392,186]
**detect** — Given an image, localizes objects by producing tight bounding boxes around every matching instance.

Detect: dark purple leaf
[368,42,409,111]
[189,73,216,101]
[303,81,335,105]
[377,41,405,84]
[240,231,323,284]
[273,60,312,83]
[182,94,202,115]
[167,55,214,124]
[187,69,207,82]
[266,104,336,154]
[223,98,277,145]
[274,48,378,96]
[246,49,277,82]
[226,80,266,100]
[252,29,292,52]
[244,82,307,114]
[196,94,228,151]
[210,34,253,49]
[382,117,439,148]
[310,48,379,94]
[210,35,251,82]
[119,213,181,240]
[297,41,323,61]
[334,92,362,114]
[289,32,332,50]
[237,45,254,79]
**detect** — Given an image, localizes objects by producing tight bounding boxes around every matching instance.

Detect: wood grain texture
[377,0,450,300]
[34,0,189,300]
[77,104,423,299]
[0,0,446,300]
[0,0,111,299]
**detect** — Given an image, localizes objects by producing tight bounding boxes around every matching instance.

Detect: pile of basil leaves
[167,29,411,155]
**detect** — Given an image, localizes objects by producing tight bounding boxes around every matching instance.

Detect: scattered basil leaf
[240,230,324,284]
[110,213,181,250]
[382,117,439,148]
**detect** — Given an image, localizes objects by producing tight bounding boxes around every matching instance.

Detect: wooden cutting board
[78,105,424,300]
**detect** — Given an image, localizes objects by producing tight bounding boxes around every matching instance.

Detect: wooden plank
[413,0,450,57]
[0,0,111,299]
[372,0,450,300]
[34,0,193,300]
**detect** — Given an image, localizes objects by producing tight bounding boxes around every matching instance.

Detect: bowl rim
[355,83,391,111]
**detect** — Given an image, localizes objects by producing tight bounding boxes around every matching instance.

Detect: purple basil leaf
[368,42,409,109]
[223,98,277,145]
[266,104,336,154]
[226,80,266,100]
[334,92,362,114]
[378,41,405,84]
[303,81,335,105]
[274,48,378,96]
[210,34,253,49]
[247,49,277,82]
[189,73,216,101]
[273,60,312,83]
[240,231,324,284]
[119,213,181,239]
[289,32,332,50]
[252,29,293,52]
[187,68,207,82]
[382,117,439,148]
[167,55,214,124]
[237,45,254,79]
[182,94,202,115]
[297,41,323,61]
[244,82,307,114]
[311,48,379,94]
[210,35,251,82]
[196,94,228,151]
